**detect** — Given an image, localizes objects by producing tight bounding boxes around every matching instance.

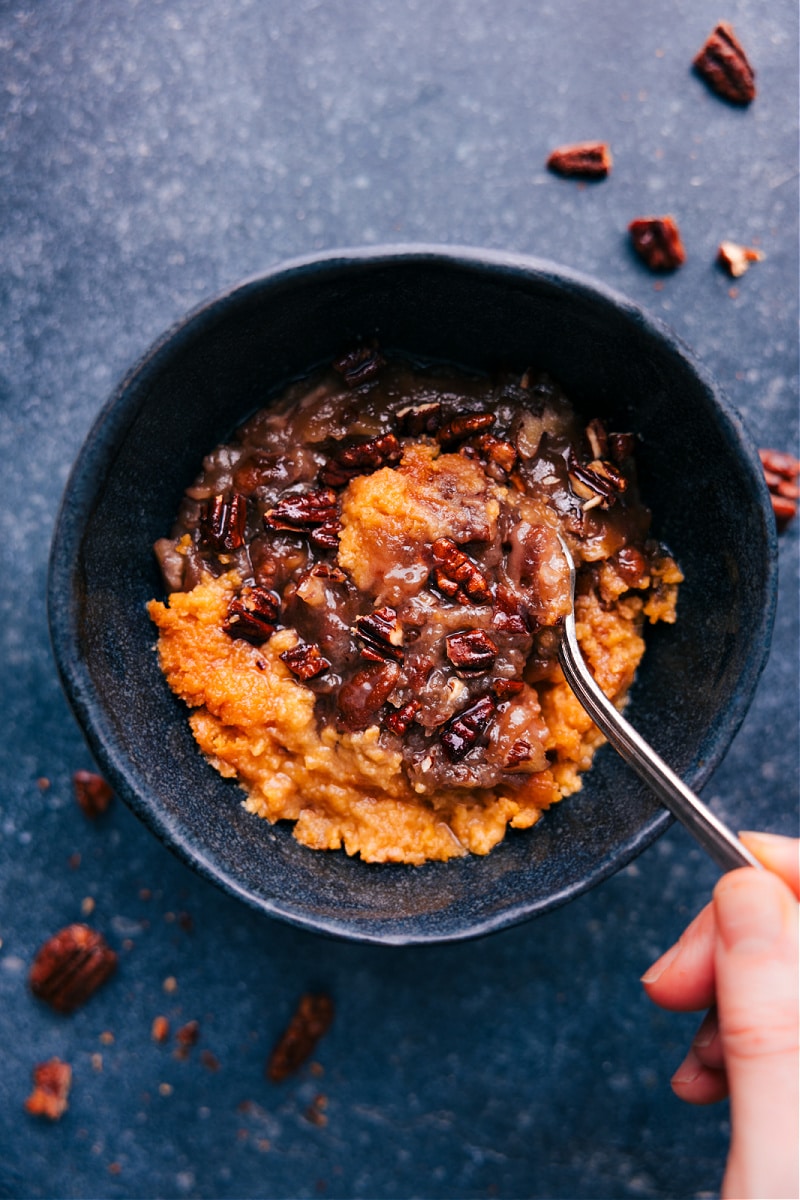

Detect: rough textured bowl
[48,247,778,944]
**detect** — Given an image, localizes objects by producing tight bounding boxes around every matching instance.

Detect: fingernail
[714,872,787,954]
[671,1049,702,1086]
[693,1021,717,1051]
[640,939,680,984]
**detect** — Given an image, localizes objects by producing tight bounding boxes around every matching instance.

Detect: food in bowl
[148,348,682,864]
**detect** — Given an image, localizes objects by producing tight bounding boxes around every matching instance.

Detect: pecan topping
[440,694,496,763]
[25,1059,72,1120]
[29,925,117,1014]
[354,606,404,663]
[760,447,800,531]
[585,418,608,461]
[505,739,533,769]
[629,216,686,272]
[280,641,331,680]
[445,629,499,674]
[568,454,627,510]
[338,660,401,729]
[383,699,421,736]
[200,493,247,552]
[491,585,530,635]
[332,344,385,388]
[309,520,342,549]
[547,140,612,179]
[224,586,280,643]
[73,769,113,819]
[491,678,525,701]
[267,993,335,1082]
[614,546,649,587]
[430,538,491,605]
[264,488,338,532]
[607,431,636,463]
[717,241,763,277]
[394,400,442,437]
[472,433,517,475]
[320,432,402,487]
[437,412,496,447]
[694,23,756,105]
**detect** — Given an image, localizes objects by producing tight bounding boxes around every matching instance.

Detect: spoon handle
[557,544,762,872]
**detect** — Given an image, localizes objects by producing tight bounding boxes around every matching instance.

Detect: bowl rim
[47,243,779,944]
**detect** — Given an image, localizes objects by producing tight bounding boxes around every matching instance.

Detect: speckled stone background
[0,3,797,1198]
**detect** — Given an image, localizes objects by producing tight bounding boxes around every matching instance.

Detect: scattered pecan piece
[320,432,402,487]
[200,493,247,552]
[73,769,113,819]
[280,641,331,680]
[332,344,385,388]
[354,606,405,663]
[224,586,280,644]
[693,23,756,105]
[151,1015,170,1043]
[717,241,764,277]
[338,660,401,729]
[430,538,491,605]
[546,140,612,179]
[394,400,442,436]
[440,694,496,762]
[24,1059,72,1120]
[629,216,686,272]
[29,924,117,1014]
[445,629,499,674]
[760,448,800,530]
[437,412,496,447]
[383,700,421,736]
[267,993,335,1083]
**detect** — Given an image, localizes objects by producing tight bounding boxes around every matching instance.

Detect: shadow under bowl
[48,246,778,944]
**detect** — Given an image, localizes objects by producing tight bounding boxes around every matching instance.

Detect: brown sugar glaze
[149,350,682,862]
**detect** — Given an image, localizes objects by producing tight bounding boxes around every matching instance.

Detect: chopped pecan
[505,739,533,769]
[585,418,608,461]
[440,695,496,763]
[73,770,113,819]
[437,412,496,447]
[29,924,117,1014]
[264,488,338,533]
[491,678,525,701]
[394,400,442,436]
[568,454,626,510]
[267,993,335,1082]
[224,586,280,644]
[473,433,518,475]
[718,241,763,277]
[547,140,612,179]
[491,585,530,635]
[280,641,331,680]
[338,660,401,729]
[694,23,756,105]
[629,216,686,272]
[24,1059,72,1120]
[354,606,404,663]
[320,432,402,487]
[332,344,385,388]
[200,493,247,552]
[614,545,649,587]
[445,629,499,674]
[430,538,491,605]
[310,520,341,549]
[760,447,800,531]
[383,700,421,736]
[607,431,637,463]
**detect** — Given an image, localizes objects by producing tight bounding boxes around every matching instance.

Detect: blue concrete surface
[0,2,797,1197]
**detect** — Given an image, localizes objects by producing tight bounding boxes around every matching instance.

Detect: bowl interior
[49,249,777,943]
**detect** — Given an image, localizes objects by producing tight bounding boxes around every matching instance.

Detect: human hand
[641,831,799,1200]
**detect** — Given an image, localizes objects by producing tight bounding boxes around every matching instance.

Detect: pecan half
[547,140,612,179]
[267,993,335,1082]
[332,344,385,388]
[440,694,496,762]
[337,660,401,729]
[760,447,800,531]
[264,488,338,532]
[445,629,499,674]
[25,1059,72,1120]
[394,400,442,437]
[383,699,421,736]
[694,23,756,105]
[224,586,280,643]
[430,538,491,605]
[280,641,331,680]
[472,433,518,475]
[309,520,341,549]
[629,216,686,272]
[73,770,113,819]
[354,606,404,663]
[717,241,763,277]
[29,925,117,1014]
[320,432,402,487]
[437,412,496,447]
[200,493,247,552]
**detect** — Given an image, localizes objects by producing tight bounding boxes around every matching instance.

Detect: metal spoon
[556,536,761,872]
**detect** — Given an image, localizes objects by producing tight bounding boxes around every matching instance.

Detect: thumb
[713,868,799,1200]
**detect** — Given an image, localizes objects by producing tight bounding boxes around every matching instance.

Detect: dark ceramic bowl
[48,247,777,944]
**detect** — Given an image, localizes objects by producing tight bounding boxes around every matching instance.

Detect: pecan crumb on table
[546,141,612,179]
[29,924,117,1013]
[693,23,756,105]
[629,216,686,272]
[267,993,335,1082]
[73,769,114,818]
[24,1058,72,1120]
[717,241,764,278]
